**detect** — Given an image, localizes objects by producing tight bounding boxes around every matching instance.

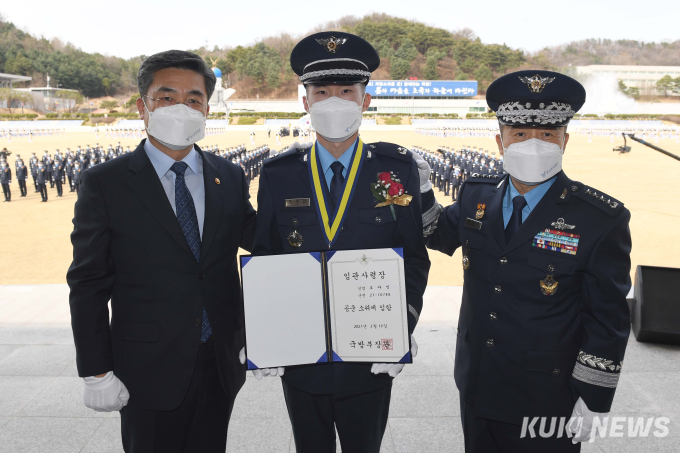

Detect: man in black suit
[67,50,257,453]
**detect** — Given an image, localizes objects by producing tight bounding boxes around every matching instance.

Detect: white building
[575,65,680,95]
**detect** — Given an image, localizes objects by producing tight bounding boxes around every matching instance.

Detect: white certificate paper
[327,248,410,362]
[241,253,328,369]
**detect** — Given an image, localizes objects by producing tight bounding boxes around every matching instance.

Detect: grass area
[384,116,403,125]
[237,117,259,125]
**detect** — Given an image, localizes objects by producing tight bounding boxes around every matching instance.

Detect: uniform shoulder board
[570,183,624,217]
[466,173,500,183]
[264,148,300,164]
[370,142,412,162]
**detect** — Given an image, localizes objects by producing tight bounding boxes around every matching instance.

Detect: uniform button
[494,285,502,294]
[194,318,201,327]
[548,264,555,272]
[375,216,382,223]
[499,257,508,265]
[489,312,498,320]
[292,217,298,226]
[486,338,494,347]
[553,368,561,375]
[571,185,579,192]
[198,272,204,280]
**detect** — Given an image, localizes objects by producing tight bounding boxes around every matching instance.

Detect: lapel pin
[215,178,220,185]
[560,188,567,200]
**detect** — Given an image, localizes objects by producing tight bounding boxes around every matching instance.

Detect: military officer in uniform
[251,32,430,453]
[36,161,48,202]
[16,159,28,197]
[1,160,11,201]
[53,158,65,197]
[72,162,83,194]
[30,153,39,192]
[418,71,632,452]
[451,166,462,202]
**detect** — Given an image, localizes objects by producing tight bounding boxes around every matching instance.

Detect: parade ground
[0,127,679,286]
[1,127,680,452]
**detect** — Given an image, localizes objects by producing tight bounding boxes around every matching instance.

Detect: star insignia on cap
[315,36,347,54]
[518,74,556,93]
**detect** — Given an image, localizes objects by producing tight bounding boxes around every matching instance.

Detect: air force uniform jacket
[253,141,431,398]
[424,171,631,425]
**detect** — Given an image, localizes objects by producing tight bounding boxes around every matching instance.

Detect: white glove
[239,346,285,380]
[410,152,433,193]
[285,141,312,153]
[371,335,418,378]
[82,371,130,412]
[568,397,609,443]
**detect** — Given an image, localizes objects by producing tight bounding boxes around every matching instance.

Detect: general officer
[16,160,28,197]
[417,71,631,452]
[251,32,430,453]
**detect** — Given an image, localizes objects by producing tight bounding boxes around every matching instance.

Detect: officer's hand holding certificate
[240,248,413,371]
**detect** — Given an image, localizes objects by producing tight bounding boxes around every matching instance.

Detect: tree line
[0,15,141,98]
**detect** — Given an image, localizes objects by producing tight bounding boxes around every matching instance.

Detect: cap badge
[316,36,347,53]
[519,74,556,93]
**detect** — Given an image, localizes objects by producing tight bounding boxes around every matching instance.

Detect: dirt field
[1,128,678,286]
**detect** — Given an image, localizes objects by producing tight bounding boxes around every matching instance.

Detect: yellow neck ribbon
[309,139,365,247]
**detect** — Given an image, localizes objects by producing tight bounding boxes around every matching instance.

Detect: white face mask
[501,137,564,185]
[143,98,206,151]
[307,95,364,143]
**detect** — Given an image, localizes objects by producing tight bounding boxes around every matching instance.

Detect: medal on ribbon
[309,139,365,248]
[475,203,486,220]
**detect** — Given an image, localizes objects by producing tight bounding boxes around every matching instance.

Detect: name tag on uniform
[285,198,311,208]
[465,218,482,230]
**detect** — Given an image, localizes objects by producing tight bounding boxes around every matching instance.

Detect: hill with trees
[3,11,679,102]
[534,38,680,68]
[197,14,529,99]
[0,14,141,98]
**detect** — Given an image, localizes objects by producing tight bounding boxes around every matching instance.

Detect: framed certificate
[240,248,411,370]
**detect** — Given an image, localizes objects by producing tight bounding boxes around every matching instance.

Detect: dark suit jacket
[67,139,257,411]
[253,141,431,398]
[426,171,631,425]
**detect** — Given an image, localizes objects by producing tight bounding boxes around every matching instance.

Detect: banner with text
[367,80,478,97]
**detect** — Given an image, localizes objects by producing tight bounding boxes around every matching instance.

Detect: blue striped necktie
[170,162,212,343]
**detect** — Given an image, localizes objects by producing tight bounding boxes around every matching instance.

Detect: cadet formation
[412,145,505,201]
[0,143,270,202]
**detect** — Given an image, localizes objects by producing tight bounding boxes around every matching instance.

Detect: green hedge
[237,117,258,125]
[230,112,305,119]
[0,114,38,119]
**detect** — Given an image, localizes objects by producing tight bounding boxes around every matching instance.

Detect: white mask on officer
[500,136,565,185]
[142,97,206,151]
[307,94,365,143]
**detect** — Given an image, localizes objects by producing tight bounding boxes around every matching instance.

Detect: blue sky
[2,0,678,59]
